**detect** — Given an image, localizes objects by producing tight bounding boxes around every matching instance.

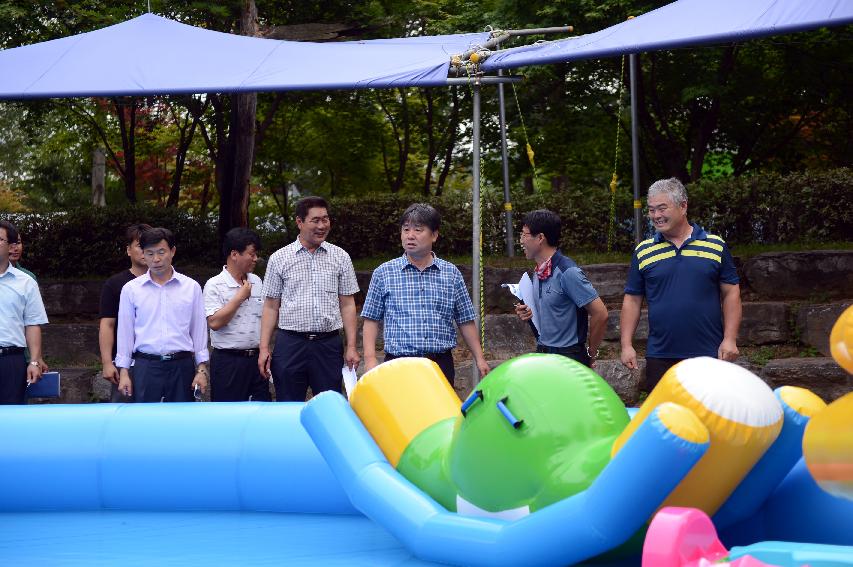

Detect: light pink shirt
[115,269,209,368]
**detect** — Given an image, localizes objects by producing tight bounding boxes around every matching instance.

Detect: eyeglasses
[0,238,7,244]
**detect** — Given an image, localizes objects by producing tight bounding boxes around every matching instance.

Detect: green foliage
[1,205,217,278]
[687,168,853,244]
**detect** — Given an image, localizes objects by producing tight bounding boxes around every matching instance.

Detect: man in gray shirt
[258,197,359,401]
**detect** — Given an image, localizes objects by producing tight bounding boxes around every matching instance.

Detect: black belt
[133,351,193,361]
[0,346,25,357]
[281,329,340,341]
[386,349,452,358]
[536,344,586,356]
[214,348,259,357]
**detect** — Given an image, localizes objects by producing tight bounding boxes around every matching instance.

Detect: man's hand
[238,279,252,301]
[718,338,739,362]
[118,368,132,398]
[258,349,272,380]
[514,303,533,321]
[102,361,120,385]
[475,357,490,378]
[192,369,208,394]
[26,362,42,384]
[344,345,360,371]
[620,345,638,370]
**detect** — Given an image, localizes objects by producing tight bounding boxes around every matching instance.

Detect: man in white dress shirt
[116,227,209,402]
[203,228,270,401]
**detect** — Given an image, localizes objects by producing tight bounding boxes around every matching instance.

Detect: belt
[386,349,452,358]
[0,346,25,356]
[281,329,340,341]
[536,344,586,356]
[133,351,193,361]
[214,348,259,357]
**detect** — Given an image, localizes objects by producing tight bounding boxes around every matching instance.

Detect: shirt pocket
[431,282,455,318]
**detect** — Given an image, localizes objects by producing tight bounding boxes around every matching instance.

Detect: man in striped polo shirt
[620,177,742,392]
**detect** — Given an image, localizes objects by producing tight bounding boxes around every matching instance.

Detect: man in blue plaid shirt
[362,204,490,386]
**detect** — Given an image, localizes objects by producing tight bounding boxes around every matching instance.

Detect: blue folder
[26,371,61,398]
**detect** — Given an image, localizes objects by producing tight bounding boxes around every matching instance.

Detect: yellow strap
[639,250,676,270]
[687,240,724,253]
[637,242,673,259]
[682,249,722,263]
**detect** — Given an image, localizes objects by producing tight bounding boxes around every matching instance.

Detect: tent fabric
[482,0,853,71]
[0,13,490,99]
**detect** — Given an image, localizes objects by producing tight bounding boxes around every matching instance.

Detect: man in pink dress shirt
[116,227,209,402]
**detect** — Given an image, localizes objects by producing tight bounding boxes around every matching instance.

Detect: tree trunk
[217,0,258,242]
[91,148,106,206]
[436,87,460,196]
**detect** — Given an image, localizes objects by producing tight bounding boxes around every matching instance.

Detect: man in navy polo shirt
[514,209,608,367]
[620,177,742,391]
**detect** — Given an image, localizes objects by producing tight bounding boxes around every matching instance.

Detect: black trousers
[211,349,271,402]
[643,357,685,392]
[535,344,591,368]
[383,350,455,386]
[271,331,343,402]
[0,352,27,405]
[131,356,195,403]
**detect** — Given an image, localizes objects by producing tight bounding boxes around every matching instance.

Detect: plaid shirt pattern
[361,254,475,355]
[262,239,359,333]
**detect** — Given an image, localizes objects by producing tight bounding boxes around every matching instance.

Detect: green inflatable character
[397,353,631,517]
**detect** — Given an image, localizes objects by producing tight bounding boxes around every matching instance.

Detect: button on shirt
[0,266,48,347]
[361,254,476,356]
[262,239,359,333]
[203,267,263,350]
[115,270,210,368]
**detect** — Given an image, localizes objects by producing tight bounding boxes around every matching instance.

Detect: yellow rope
[511,82,537,192]
[607,55,627,253]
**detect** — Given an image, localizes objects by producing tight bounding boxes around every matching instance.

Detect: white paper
[501,273,538,332]
[342,366,358,399]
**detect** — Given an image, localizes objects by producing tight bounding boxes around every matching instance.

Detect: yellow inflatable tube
[612,357,783,516]
[350,358,460,467]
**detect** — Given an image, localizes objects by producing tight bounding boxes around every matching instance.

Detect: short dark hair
[399,203,440,232]
[522,209,561,247]
[139,227,175,250]
[294,196,329,221]
[0,220,20,246]
[124,223,153,246]
[222,227,262,259]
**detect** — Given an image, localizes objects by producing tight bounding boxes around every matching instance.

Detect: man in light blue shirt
[0,220,48,404]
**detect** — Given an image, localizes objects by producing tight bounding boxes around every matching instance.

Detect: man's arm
[362,319,380,372]
[206,280,252,330]
[339,294,360,370]
[24,325,43,384]
[258,297,281,378]
[584,297,608,366]
[719,283,742,362]
[98,318,119,384]
[190,285,210,393]
[459,321,490,378]
[619,294,644,369]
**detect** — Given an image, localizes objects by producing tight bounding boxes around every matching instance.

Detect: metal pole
[497,68,514,257]
[472,81,482,386]
[629,52,643,244]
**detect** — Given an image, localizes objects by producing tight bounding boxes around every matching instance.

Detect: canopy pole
[629,52,642,244]
[497,68,514,257]
[472,79,482,386]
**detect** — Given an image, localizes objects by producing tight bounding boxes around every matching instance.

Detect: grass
[351,241,852,271]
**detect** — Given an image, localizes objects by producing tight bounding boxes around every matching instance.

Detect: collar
[400,252,439,271]
[221,266,243,287]
[0,263,20,279]
[653,222,706,244]
[295,237,327,254]
[142,268,179,287]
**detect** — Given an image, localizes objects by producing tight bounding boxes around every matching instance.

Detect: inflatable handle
[496,397,523,429]
[461,389,484,416]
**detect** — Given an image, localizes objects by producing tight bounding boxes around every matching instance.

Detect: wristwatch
[586,346,599,359]
[29,361,40,367]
